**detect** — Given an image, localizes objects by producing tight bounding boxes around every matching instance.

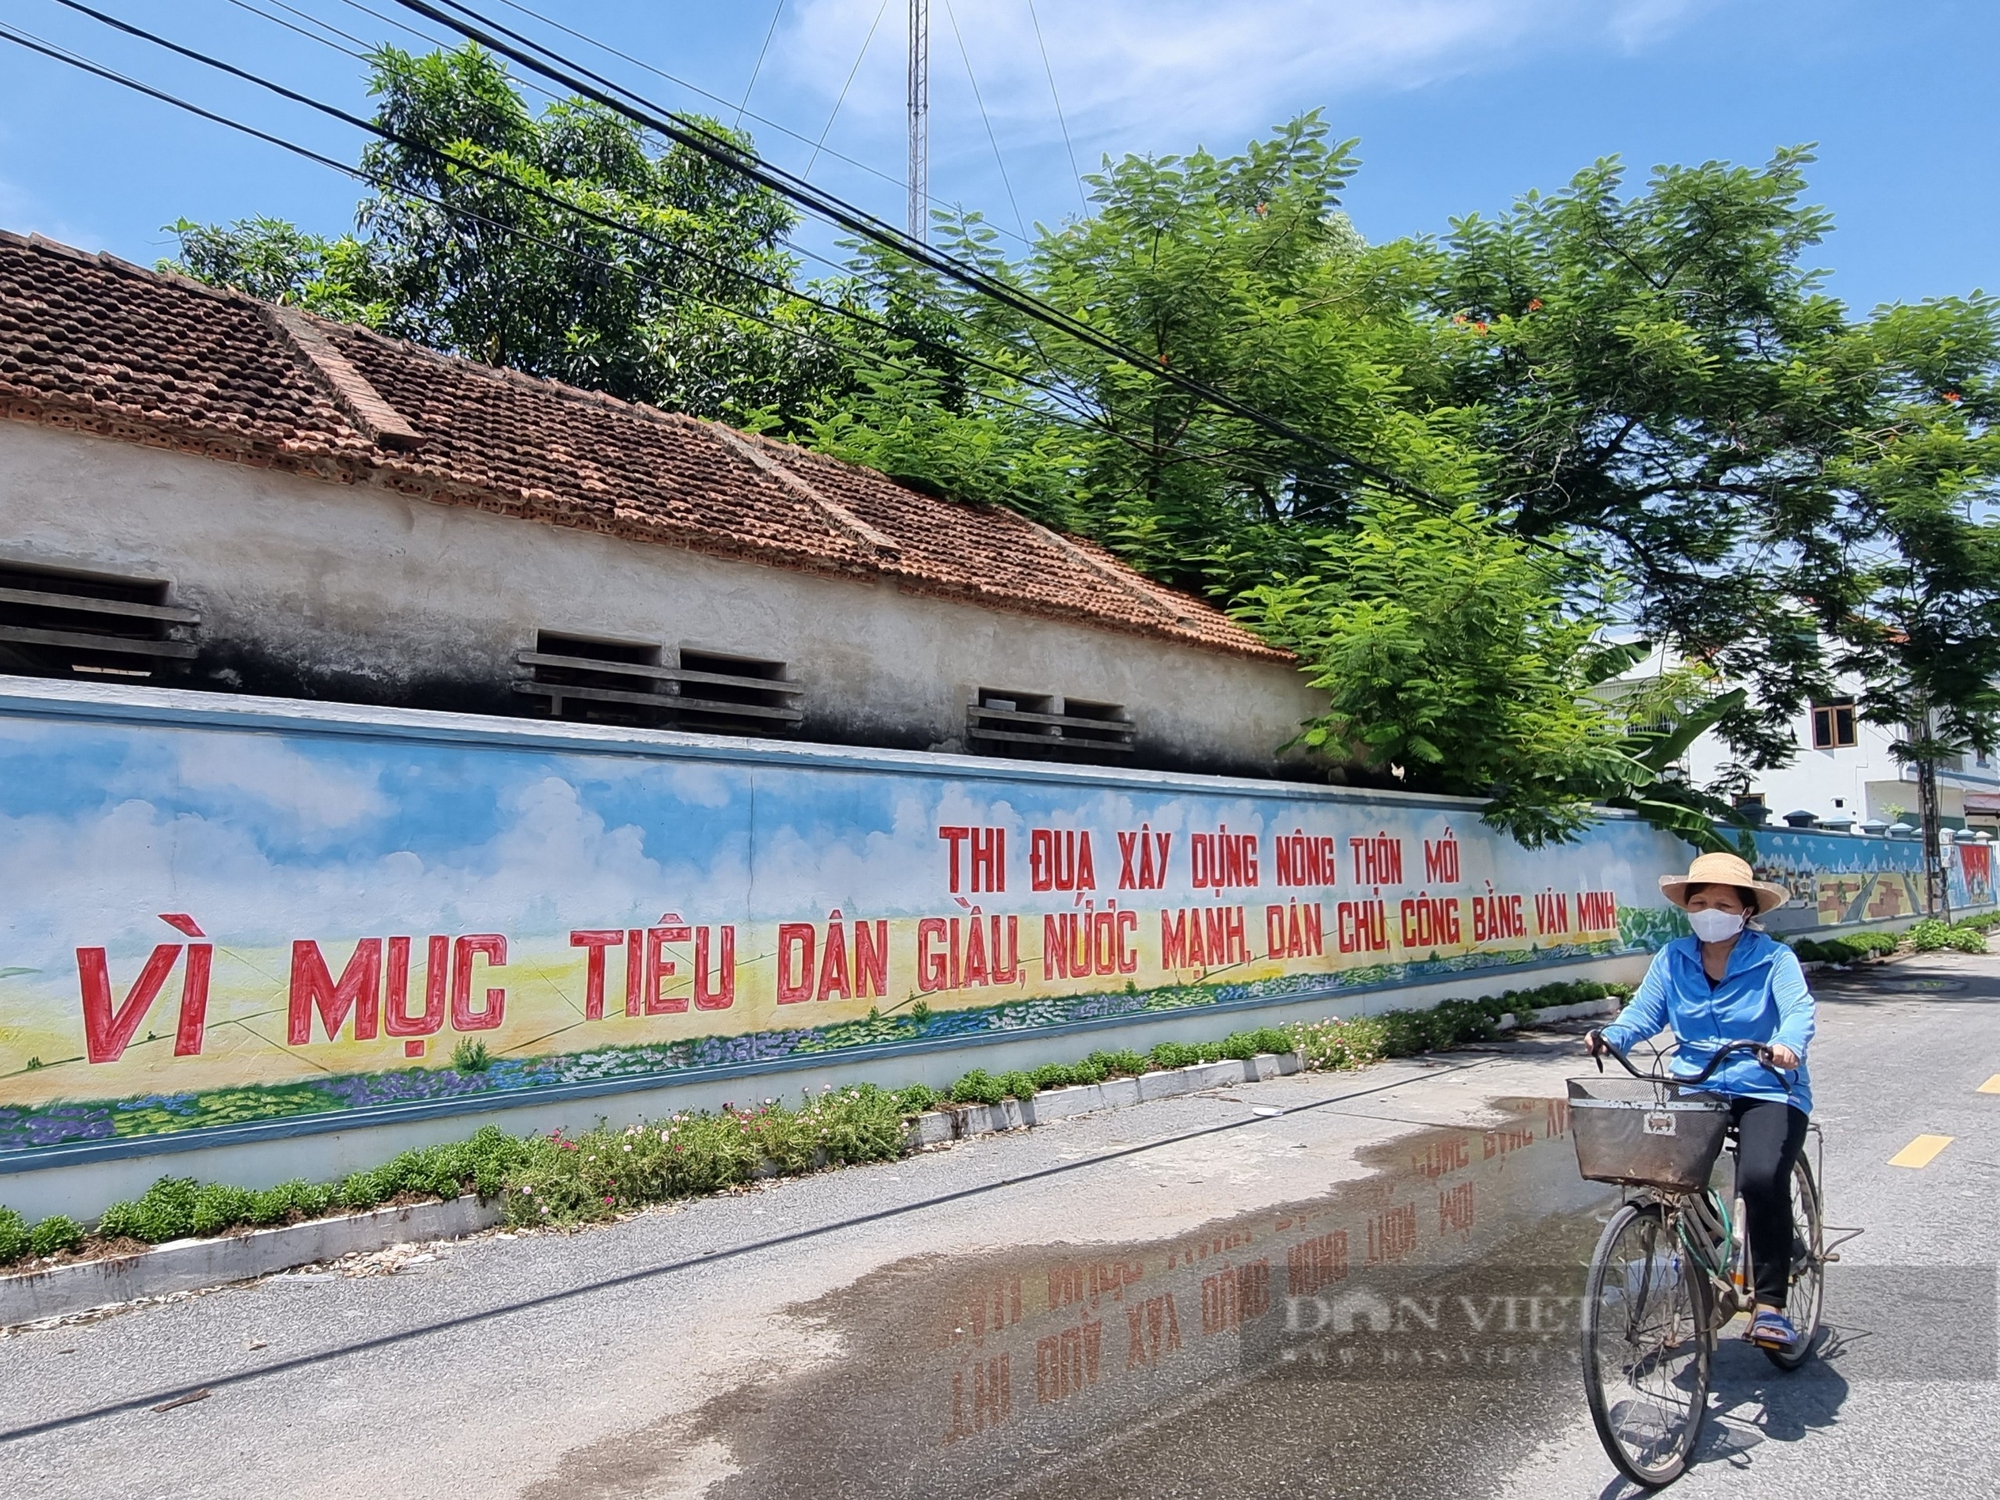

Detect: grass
[0,978,1630,1267]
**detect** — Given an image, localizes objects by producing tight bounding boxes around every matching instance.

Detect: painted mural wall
[1750,826,1994,930]
[1,687,1989,1166]
[0,690,1691,1165]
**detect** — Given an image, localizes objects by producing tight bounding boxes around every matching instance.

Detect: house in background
[0,231,1325,779]
[1612,643,2000,835]
[1681,693,2000,834]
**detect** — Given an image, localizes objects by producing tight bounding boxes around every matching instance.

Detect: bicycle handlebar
[1586,1034,1786,1086]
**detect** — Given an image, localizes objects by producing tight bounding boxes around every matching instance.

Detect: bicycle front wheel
[1581,1201,1712,1488]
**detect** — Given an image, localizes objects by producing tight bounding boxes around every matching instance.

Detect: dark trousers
[1731,1096,1811,1308]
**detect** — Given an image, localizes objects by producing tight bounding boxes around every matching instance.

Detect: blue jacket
[1600,928,1815,1113]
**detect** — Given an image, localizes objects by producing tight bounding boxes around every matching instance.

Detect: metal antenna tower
[907,0,928,242]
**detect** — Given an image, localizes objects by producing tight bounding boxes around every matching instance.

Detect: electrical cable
[734,0,784,126]
[483,0,969,231]
[24,1,1520,541]
[386,0,1466,513]
[46,0,1366,499]
[804,0,889,179]
[1025,0,1086,216]
[203,0,1469,527]
[224,0,365,58]
[940,0,1025,243]
[8,11,1345,508]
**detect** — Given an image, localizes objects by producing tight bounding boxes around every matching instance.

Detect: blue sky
[0,1,1990,314]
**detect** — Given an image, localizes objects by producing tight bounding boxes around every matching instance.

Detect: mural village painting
[0,700,1991,1163]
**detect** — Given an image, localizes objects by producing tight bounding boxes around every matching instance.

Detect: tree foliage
[164,44,840,423]
[164,43,2000,844]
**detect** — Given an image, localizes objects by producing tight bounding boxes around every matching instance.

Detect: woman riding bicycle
[1586,850,1815,1352]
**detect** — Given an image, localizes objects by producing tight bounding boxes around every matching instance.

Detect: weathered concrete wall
[0,422,1324,778]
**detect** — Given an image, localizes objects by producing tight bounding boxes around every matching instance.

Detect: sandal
[1747,1308,1798,1350]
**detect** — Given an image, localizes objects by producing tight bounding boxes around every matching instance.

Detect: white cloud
[776,0,1712,151]
[167,733,392,835]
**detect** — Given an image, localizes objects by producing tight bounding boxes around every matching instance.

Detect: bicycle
[1568,1037,1849,1489]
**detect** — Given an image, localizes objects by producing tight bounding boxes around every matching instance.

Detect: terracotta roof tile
[0,231,1285,661]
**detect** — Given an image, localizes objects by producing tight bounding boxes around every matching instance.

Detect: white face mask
[1688,908,1747,944]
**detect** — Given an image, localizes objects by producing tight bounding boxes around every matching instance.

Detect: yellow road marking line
[1979,1075,2000,1095]
[1889,1134,1955,1169]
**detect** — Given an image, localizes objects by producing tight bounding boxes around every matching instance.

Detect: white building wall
[0,422,1325,778]
[1681,696,2000,829]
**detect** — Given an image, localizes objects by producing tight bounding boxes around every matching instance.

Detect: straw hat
[1658,851,1790,915]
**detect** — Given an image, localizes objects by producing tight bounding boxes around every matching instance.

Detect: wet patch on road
[531,1096,1624,1500]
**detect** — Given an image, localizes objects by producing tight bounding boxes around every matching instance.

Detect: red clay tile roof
[0,230,1286,662]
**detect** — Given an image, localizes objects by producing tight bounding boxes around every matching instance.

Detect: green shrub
[949,1069,1007,1106]
[1147,1041,1202,1070]
[1905,918,1984,954]
[191,1184,258,1238]
[0,1206,30,1265]
[890,1083,942,1115]
[1958,909,2000,931]
[1287,1016,1388,1072]
[1028,1062,1082,1090]
[98,1176,200,1243]
[996,1071,1038,1101]
[450,1038,492,1073]
[1088,1049,1149,1078]
[28,1214,84,1258]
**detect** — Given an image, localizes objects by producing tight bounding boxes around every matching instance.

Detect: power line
[805,0,888,178]
[1025,0,1086,217]
[44,0,1110,423]
[940,0,1024,242]
[28,0,1543,551]
[479,0,999,238]
[224,0,364,58]
[386,0,1463,514]
[1,14,1270,486]
[734,0,784,126]
[225,0,1398,506]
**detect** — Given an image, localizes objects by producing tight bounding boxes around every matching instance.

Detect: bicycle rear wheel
[1762,1155,1824,1371]
[1582,1201,1712,1488]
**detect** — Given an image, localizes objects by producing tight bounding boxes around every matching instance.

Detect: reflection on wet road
[587,1098,1620,1499]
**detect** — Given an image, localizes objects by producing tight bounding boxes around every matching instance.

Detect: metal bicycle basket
[1566,1076,1732,1191]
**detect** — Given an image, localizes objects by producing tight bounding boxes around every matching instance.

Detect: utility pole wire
[1025,0,1087,216]
[735,0,785,126]
[941,0,1026,243]
[386,0,1473,516]
[806,0,890,178]
[10,12,1321,495]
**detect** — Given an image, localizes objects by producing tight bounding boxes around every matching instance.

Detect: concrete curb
[906,1050,1308,1147]
[3,1012,1624,1324]
[1,1194,501,1327]
[1499,997,1622,1030]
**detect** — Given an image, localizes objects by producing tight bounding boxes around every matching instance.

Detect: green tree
[1418,150,2000,772]
[165,44,840,423]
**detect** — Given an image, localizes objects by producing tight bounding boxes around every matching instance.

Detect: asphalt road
[1,953,1994,1499]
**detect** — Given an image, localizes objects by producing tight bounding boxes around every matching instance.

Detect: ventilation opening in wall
[671,649,804,734]
[966,689,1135,761]
[0,562,200,682]
[513,635,803,735]
[515,632,673,728]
